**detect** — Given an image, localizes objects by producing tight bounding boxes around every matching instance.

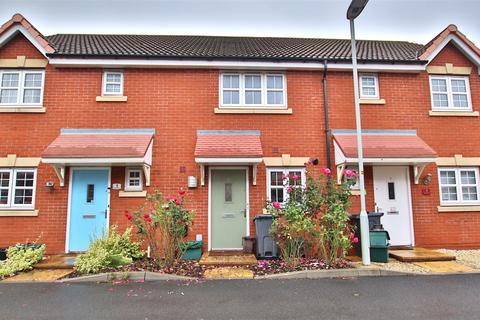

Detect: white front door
[373,166,413,246]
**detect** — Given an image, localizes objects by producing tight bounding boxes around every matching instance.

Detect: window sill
[0,209,39,217]
[350,190,362,196]
[119,190,147,198]
[429,110,479,117]
[96,96,128,102]
[437,205,480,213]
[359,99,386,105]
[214,107,292,114]
[0,107,46,113]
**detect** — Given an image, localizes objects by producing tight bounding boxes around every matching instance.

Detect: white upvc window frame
[219,72,287,108]
[266,167,306,204]
[102,71,124,96]
[429,75,472,111]
[0,69,45,107]
[125,167,143,192]
[0,168,37,210]
[359,73,379,99]
[438,167,480,206]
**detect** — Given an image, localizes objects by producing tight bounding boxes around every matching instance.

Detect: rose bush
[268,163,358,266]
[128,188,194,268]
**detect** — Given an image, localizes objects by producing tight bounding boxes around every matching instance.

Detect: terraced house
[0,13,479,253]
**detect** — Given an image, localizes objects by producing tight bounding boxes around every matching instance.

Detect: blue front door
[69,169,109,252]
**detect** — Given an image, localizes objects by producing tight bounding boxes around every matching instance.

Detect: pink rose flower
[322,168,331,175]
[353,237,359,244]
[292,175,300,181]
[349,232,355,240]
[272,202,281,209]
[287,187,293,193]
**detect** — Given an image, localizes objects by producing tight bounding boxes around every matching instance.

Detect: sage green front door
[211,169,247,250]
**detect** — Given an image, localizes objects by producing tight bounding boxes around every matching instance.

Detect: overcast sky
[1,0,479,45]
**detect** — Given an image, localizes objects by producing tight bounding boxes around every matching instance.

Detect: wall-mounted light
[45,181,55,191]
[312,159,319,166]
[188,176,197,188]
[422,173,432,186]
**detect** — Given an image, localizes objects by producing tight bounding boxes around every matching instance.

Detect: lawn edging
[254,268,413,279]
[61,271,195,283]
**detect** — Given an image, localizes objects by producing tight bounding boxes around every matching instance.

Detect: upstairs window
[430,76,471,111]
[439,167,480,205]
[0,70,44,106]
[102,71,124,96]
[0,168,37,209]
[359,73,379,99]
[220,73,286,107]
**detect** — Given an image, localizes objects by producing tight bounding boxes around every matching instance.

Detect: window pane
[86,184,94,203]
[106,73,121,83]
[223,75,239,89]
[270,188,284,203]
[431,79,447,92]
[223,90,239,104]
[225,183,232,202]
[361,77,375,86]
[245,75,261,89]
[441,186,458,201]
[451,79,466,93]
[267,76,283,89]
[106,84,121,93]
[433,94,448,107]
[1,73,19,87]
[0,172,10,187]
[0,89,18,103]
[14,189,33,205]
[460,171,476,185]
[267,91,284,105]
[24,73,42,87]
[462,186,478,201]
[23,89,41,103]
[452,94,468,108]
[362,87,376,96]
[289,171,303,186]
[270,171,283,186]
[15,171,34,187]
[440,171,456,185]
[245,91,261,104]
[0,189,8,205]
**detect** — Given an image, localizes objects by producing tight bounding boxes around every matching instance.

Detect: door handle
[241,209,246,218]
[105,210,107,219]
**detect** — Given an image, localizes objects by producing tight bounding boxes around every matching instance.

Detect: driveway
[0,274,479,320]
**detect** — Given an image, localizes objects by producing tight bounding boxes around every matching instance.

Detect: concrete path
[389,248,455,262]
[1,274,480,319]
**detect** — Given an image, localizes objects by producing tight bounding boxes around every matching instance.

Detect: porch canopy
[194,130,263,186]
[41,128,155,187]
[332,129,437,184]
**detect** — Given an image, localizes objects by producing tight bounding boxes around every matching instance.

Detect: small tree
[126,188,194,267]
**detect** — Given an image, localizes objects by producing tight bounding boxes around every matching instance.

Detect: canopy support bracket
[336,163,346,185]
[143,164,151,187]
[413,164,426,185]
[200,164,205,186]
[52,165,65,187]
[252,164,257,186]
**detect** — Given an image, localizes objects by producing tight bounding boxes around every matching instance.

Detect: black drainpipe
[323,59,331,169]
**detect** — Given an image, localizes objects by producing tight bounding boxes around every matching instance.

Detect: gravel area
[438,249,480,270]
[371,259,430,273]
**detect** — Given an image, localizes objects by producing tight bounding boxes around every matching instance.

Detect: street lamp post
[347,0,370,266]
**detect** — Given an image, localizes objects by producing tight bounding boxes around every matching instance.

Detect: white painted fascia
[0,25,48,58]
[425,34,480,74]
[48,57,425,72]
[342,157,437,165]
[195,157,263,164]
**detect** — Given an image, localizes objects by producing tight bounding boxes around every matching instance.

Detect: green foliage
[0,244,46,278]
[268,165,358,266]
[74,226,143,274]
[127,188,194,268]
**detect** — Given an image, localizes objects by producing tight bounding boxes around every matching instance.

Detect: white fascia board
[41,157,145,165]
[195,157,263,164]
[343,157,437,165]
[0,25,48,58]
[426,34,480,72]
[48,57,425,72]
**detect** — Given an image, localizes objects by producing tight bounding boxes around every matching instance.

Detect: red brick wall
[1,33,480,252]
[329,43,480,248]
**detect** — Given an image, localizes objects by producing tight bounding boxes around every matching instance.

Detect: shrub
[0,244,46,278]
[127,188,194,268]
[268,164,357,266]
[75,226,143,274]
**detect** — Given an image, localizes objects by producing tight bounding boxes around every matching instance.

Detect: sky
[0,0,479,45]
